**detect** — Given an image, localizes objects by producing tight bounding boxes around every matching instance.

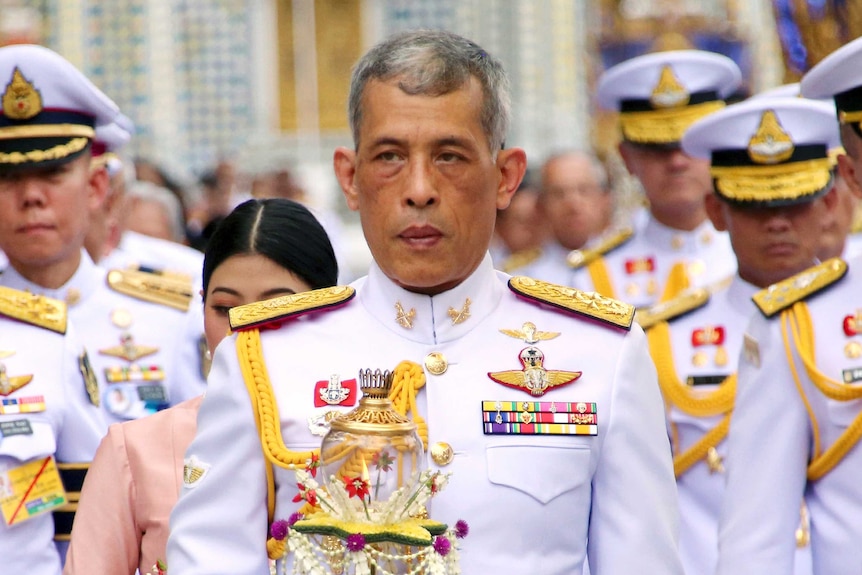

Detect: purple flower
[454,519,469,539]
[270,519,289,541]
[346,533,366,552]
[287,512,304,527]
[433,536,451,556]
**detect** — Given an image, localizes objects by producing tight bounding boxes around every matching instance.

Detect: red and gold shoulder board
[508,276,634,330]
[635,287,710,330]
[0,286,67,334]
[566,226,634,270]
[752,258,847,318]
[229,286,355,331]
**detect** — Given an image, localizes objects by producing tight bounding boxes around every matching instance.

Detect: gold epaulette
[0,286,67,334]
[508,276,634,330]
[753,258,847,318]
[229,286,356,331]
[128,264,193,284]
[635,287,710,330]
[500,247,542,274]
[567,226,634,270]
[107,269,194,312]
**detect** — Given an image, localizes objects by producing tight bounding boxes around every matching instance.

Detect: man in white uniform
[572,51,740,308]
[714,36,862,575]
[0,45,206,427]
[640,96,840,574]
[167,30,683,575]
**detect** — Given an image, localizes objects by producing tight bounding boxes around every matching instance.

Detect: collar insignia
[650,65,690,108]
[748,110,794,164]
[2,67,42,120]
[395,301,416,329]
[447,298,471,325]
[488,346,582,396]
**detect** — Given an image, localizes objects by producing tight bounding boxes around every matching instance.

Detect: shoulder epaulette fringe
[107,269,193,312]
[636,287,710,330]
[229,286,355,331]
[500,247,542,274]
[753,258,847,318]
[508,276,634,330]
[567,226,634,270]
[0,286,67,333]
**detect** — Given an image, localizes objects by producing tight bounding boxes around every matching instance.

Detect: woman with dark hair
[63,198,338,575]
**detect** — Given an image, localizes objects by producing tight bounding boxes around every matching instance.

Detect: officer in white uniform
[0,45,206,427]
[571,51,740,309]
[167,30,683,575]
[715,37,862,575]
[640,96,841,575]
[0,290,105,575]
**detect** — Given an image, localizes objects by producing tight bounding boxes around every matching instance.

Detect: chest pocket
[486,444,592,505]
[0,420,56,466]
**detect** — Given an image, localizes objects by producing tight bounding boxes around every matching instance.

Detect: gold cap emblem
[748,110,794,164]
[2,67,42,120]
[650,65,690,109]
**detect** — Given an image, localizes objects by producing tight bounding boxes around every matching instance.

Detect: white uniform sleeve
[166,335,270,575]
[587,324,684,574]
[168,302,208,403]
[716,313,809,574]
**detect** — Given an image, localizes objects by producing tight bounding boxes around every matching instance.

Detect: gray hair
[542,149,610,191]
[126,180,186,243]
[348,29,511,154]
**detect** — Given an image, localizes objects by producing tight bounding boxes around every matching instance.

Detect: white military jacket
[571,216,735,309]
[717,257,862,575]
[0,289,105,575]
[643,276,811,575]
[0,252,206,425]
[167,255,683,575]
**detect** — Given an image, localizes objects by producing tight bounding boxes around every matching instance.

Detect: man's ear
[87,164,110,211]
[837,153,862,200]
[333,147,359,211]
[704,193,728,232]
[495,147,527,210]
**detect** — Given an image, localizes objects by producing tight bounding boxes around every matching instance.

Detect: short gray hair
[126,180,186,243]
[348,29,511,154]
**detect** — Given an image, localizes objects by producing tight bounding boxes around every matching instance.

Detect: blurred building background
[1,0,858,276]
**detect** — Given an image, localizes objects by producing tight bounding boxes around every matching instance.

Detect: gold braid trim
[389,360,428,450]
[237,329,317,560]
[586,258,616,299]
[673,414,731,478]
[646,321,736,417]
[782,304,862,480]
[659,262,691,303]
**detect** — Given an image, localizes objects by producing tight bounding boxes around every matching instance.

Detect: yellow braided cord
[237,330,318,469]
[587,259,616,299]
[388,360,428,450]
[660,262,691,303]
[672,414,731,477]
[781,308,822,460]
[788,304,862,400]
[784,305,862,480]
[646,321,736,417]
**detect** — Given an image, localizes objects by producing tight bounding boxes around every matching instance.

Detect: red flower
[292,483,318,506]
[306,453,320,478]
[342,476,371,500]
[371,450,394,472]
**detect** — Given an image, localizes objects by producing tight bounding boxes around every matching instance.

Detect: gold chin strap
[782,303,862,480]
[587,259,616,299]
[660,262,691,303]
[646,321,736,477]
[236,330,428,559]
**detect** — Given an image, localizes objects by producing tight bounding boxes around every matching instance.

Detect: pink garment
[63,396,202,575]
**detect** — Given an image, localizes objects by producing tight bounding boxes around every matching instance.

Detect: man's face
[707,193,832,288]
[0,154,103,274]
[540,154,612,250]
[334,77,525,294]
[620,142,712,217]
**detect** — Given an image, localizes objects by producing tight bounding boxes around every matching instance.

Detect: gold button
[424,352,448,375]
[110,308,133,328]
[65,288,81,306]
[430,442,454,466]
[671,235,684,250]
[687,260,705,276]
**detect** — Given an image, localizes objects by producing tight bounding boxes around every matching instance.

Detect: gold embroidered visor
[619,100,725,144]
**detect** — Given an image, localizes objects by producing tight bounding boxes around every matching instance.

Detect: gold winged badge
[488,346,581,397]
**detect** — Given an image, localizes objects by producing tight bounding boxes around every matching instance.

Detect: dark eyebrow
[209,287,297,299]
